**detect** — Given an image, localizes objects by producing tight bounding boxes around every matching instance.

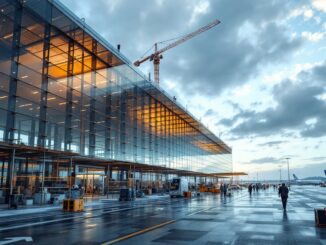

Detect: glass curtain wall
[0,0,232,176]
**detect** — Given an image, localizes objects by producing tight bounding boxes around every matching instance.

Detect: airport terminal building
[0,0,232,203]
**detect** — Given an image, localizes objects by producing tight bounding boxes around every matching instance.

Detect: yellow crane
[134,19,221,84]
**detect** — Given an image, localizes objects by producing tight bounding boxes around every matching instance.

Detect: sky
[59,0,326,180]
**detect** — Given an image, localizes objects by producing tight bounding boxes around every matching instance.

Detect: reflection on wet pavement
[0,186,325,244]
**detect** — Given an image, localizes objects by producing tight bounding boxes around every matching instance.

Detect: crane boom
[158,19,220,55]
[134,19,221,84]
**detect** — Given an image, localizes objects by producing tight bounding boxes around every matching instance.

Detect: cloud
[59,0,302,97]
[224,61,326,138]
[289,6,314,20]
[301,31,325,42]
[258,140,288,147]
[203,109,216,117]
[251,157,280,164]
[312,0,326,12]
[305,156,326,161]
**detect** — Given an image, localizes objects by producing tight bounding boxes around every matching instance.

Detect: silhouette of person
[278,183,289,211]
[248,184,253,196]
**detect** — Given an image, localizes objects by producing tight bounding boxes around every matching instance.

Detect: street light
[255,167,260,183]
[281,157,291,187]
[278,165,282,183]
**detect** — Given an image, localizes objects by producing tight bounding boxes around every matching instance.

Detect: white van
[170,178,188,197]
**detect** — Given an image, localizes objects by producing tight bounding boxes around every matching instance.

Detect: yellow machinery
[63,198,84,212]
[183,191,192,198]
[211,188,221,194]
[211,183,221,193]
[199,185,208,193]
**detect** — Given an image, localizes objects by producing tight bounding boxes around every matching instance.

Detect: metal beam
[37,4,52,147]
[64,39,74,151]
[4,2,22,143]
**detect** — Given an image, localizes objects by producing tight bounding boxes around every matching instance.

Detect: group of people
[220,183,228,196]
[247,183,264,195]
[248,183,289,211]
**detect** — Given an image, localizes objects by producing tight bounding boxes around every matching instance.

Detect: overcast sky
[60,0,326,180]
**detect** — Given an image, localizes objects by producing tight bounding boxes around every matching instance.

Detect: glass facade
[0,0,232,202]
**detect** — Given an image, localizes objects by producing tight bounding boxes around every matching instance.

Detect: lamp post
[281,157,291,187]
[278,165,282,183]
[255,167,260,183]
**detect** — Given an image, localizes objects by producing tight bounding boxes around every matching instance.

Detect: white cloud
[164,79,177,90]
[261,62,322,85]
[262,71,286,85]
[301,31,324,41]
[189,1,210,25]
[312,0,326,12]
[304,8,314,18]
[237,21,259,46]
[305,118,318,125]
[291,62,323,80]
[316,92,326,101]
[289,6,314,20]
[233,85,252,97]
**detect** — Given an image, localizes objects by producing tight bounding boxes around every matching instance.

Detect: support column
[0,160,5,187]
[89,40,97,157]
[132,86,138,162]
[64,40,74,151]
[53,124,60,150]
[7,148,16,205]
[38,7,52,147]
[119,91,127,159]
[105,70,112,159]
[79,30,85,155]
[4,3,22,143]
[28,119,35,146]
[119,170,124,181]
[140,91,145,163]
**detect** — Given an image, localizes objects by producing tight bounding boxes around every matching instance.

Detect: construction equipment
[63,199,84,212]
[183,191,192,198]
[134,19,221,84]
[63,186,84,212]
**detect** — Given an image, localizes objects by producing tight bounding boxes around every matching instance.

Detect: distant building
[0,0,232,203]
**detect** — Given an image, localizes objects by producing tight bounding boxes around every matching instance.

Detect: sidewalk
[117,186,326,245]
[0,193,170,218]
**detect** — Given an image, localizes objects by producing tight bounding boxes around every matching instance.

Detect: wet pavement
[0,186,325,244]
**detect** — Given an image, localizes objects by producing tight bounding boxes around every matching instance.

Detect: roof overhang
[210,172,248,178]
[0,142,231,178]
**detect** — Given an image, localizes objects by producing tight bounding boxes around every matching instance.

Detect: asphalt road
[0,191,244,244]
[1,186,325,245]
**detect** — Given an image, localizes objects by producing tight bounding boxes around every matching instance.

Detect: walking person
[278,183,289,211]
[248,184,253,196]
[220,183,227,197]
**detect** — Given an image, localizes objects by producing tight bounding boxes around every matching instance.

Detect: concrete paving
[0,186,325,244]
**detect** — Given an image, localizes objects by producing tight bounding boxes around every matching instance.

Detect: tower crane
[134,19,221,84]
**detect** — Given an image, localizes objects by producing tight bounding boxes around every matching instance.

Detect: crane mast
[134,19,221,84]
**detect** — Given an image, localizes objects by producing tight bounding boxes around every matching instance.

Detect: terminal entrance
[75,165,106,197]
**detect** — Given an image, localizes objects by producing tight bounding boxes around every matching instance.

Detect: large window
[0,0,232,174]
